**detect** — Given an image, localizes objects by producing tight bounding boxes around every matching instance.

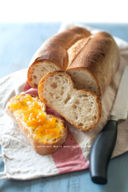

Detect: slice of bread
[38,72,101,131]
[7,94,67,155]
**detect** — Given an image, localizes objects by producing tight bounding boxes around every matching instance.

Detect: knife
[90,66,128,184]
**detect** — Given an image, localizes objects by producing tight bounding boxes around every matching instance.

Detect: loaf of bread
[38,72,101,131]
[27,27,91,87]
[7,94,67,155]
[27,26,120,96]
[67,31,120,94]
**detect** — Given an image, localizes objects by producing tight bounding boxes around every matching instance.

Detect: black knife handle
[90,120,118,184]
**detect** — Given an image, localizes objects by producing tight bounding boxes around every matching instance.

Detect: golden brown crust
[6,96,67,155]
[67,32,112,69]
[67,36,91,66]
[38,71,102,131]
[29,26,91,70]
[27,63,36,88]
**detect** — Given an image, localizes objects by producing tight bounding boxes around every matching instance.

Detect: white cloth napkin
[0,23,128,180]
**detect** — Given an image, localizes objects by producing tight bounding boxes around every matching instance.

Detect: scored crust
[6,95,67,155]
[38,71,102,131]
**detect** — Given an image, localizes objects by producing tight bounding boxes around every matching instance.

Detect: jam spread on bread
[8,94,64,143]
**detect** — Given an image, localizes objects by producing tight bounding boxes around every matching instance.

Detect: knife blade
[90,66,128,184]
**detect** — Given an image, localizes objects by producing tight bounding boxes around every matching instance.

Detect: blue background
[0,23,128,192]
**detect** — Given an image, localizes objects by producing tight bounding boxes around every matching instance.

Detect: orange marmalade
[8,94,64,143]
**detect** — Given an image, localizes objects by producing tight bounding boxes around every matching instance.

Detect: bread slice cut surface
[38,72,101,131]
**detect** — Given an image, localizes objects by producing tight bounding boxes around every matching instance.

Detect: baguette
[27,26,91,88]
[38,72,101,131]
[7,94,67,155]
